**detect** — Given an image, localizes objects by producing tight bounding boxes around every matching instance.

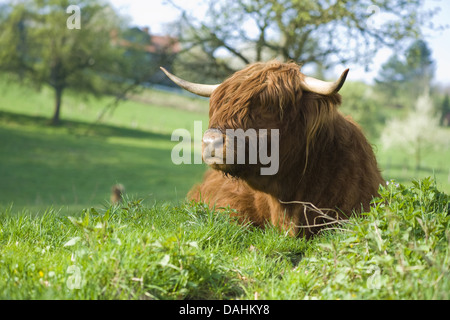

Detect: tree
[339,81,386,141]
[375,39,435,109]
[381,89,448,171]
[440,94,450,127]
[90,26,180,124]
[120,27,179,86]
[405,39,435,85]
[0,0,131,125]
[167,0,438,81]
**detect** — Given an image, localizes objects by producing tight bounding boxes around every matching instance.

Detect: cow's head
[161,61,349,188]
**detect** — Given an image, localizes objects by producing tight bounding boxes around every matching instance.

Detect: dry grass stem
[279,199,354,233]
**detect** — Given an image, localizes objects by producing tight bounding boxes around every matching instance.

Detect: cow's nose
[202,128,224,164]
[203,129,223,149]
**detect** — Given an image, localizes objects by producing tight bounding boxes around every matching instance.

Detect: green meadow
[0,77,449,300]
[0,77,210,213]
[0,76,448,214]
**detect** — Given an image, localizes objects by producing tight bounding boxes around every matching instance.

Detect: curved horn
[301,69,349,95]
[160,67,220,97]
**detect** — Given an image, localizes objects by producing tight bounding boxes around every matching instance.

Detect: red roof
[147,35,181,54]
[110,29,181,54]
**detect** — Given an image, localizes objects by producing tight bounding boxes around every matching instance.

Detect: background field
[1,76,449,215]
[0,77,210,213]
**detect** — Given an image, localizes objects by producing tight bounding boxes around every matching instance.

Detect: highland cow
[161,60,384,238]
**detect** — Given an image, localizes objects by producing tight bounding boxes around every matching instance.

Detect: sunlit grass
[0,179,448,299]
[0,77,209,213]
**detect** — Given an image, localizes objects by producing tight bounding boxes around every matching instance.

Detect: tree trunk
[415,137,421,172]
[51,87,63,125]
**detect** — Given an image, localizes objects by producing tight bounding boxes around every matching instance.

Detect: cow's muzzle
[202,128,225,165]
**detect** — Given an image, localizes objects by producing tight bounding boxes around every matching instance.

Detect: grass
[376,146,450,193]
[0,178,448,299]
[0,75,210,135]
[0,77,209,213]
[0,111,207,213]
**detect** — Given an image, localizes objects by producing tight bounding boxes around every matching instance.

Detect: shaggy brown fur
[188,60,384,238]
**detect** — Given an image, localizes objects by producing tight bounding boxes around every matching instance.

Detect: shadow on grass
[0,110,207,213]
[0,110,173,141]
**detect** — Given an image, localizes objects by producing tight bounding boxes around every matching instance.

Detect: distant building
[110,27,181,87]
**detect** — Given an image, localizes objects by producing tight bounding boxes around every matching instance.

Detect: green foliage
[0,178,448,299]
[172,0,435,79]
[0,0,125,87]
[339,81,387,141]
[381,89,448,171]
[376,40,435,109]
[0,199,303,299]
[440,94,450,126]
[0,0,141,124]
[293,178,449,299]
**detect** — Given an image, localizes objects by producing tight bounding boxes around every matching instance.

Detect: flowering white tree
[381,89,449,171]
